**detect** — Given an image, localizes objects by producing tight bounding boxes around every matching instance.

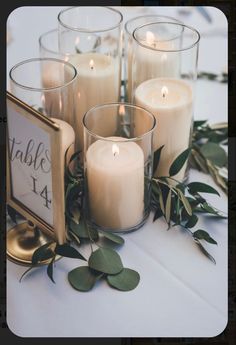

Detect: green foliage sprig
[12,120,227,291]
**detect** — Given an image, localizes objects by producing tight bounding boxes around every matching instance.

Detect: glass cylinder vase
[83,103,156,233]
[132,22,200,182]
[9,57,78,129]
[58,6,123,150]
[124,14,182,102]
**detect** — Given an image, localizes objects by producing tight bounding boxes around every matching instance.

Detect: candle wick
[113,152,117,157]
[91,66,94,70]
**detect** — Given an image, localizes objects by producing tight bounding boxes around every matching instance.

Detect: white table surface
[7,6,228,338]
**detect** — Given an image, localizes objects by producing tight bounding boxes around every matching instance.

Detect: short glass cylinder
[9,58,78,127]
[58,7,123,150]
[132,22,200,181]
[83,103,156,233]
[124,15,182,102]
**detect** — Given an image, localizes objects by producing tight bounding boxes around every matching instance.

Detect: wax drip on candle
[90,59,94,70]
[161,86,168,99]
[112,143,119,157]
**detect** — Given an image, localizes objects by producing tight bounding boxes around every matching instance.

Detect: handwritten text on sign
[8,106,53,226]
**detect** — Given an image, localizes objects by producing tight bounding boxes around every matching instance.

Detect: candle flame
[119,104,125,116]
[112,143,119,157]
[89,59,94,70]
[146,31,155,46]
[161,86,168,98]
[64,55,69,62]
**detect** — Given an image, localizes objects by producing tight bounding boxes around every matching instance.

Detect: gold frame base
[7,221,55,266]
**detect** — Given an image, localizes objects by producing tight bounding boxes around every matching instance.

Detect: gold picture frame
[7,92,67,264]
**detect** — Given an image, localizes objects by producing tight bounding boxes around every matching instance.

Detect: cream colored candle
[135,78,193,181]
[128,31,179,101]
[86,137,144,230]
[69,53,119,150]
[51,118,75,243]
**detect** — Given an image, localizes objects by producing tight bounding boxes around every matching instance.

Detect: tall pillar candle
[86,137,144,230]
[135,78,193,181]
[69,53,119,150]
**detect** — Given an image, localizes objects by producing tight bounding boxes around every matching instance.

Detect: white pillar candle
[135,78,193,181]
[128,31,179,101]
[51,118,75,243]
[69,53,119,150]
[86,137,144,230]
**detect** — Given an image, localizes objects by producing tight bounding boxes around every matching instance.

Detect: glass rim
[133,21,200,52]
[83,102,157,143]
[58,6,123,33]
[125,14,183,36]
[9,57,78,92]
[39,28,60,55]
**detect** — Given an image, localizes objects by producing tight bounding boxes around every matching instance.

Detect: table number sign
[7,92,67,246]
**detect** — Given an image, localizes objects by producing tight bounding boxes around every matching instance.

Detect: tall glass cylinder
[9,57,78,129]
[132,22,200,181]
[124,15,182,102]
[58,6,123,150]
[83,103,156,233]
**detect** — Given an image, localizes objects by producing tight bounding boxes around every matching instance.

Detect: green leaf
[153,145,164,174]
[178,190,192,216]
[165,190,172,224]
[200,142,227,167]
[88,248,123,274]
[185,214,198,228]
[31,242,54,265]
[193,230,217,245]
[55,243,87,261]
[193,120,207,128]
[68,266,103,292]
[47,256,56,283]
[98,230,124,245]
[169,148,191,177]
[159,191,165,215]
[69,150,81,164]
[70,218,98,240]
[194,239,216,264]
[188,182,220,196]
[153,207,163,222]
[107,268,140,291]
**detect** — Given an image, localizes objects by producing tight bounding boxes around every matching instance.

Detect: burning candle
[86,137,144,230]
[135,78,193,180]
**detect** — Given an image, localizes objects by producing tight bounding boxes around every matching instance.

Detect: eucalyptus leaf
[31,242,54,265]
[194,239,216,264]
[200,142,227,167]
[153,207,163,222]
[153,145,164,174]
[178,190,192,216]
[68,266,103,292]
[55,243,87,261]
[193,120,207,128]
[159,191,165,215]
[165,190,172,224]
[98,230,124,245]
[70,218,98,240]
[19,266,34,282]
[107,268,140,291]
[47,256,56,283]
[88,248,123,274]
[193,230,217,245]
[185,214,198,228]
[169,148,191,177]
[187,182,220,196]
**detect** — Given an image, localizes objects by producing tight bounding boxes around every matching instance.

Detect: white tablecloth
[7,6,228,338]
